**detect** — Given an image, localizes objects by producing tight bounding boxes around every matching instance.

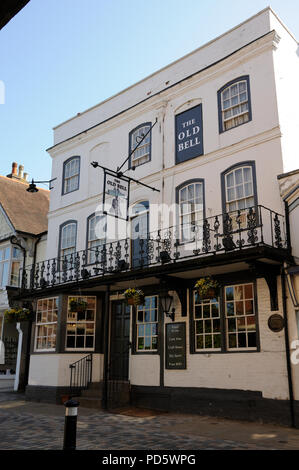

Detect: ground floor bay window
[34,297,58,351]
[193,282,258,353]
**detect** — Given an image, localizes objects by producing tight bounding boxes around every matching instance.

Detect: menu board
[165,322,186,370]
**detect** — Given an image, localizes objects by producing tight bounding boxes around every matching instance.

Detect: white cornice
[48,30,279,158]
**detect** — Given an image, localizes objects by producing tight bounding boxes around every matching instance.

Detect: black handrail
[69,353,92,397]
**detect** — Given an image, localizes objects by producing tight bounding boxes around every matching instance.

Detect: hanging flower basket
[123,288,145,306]
[194,277,220,300]
[69,298,88,313]
[4,308,32,323]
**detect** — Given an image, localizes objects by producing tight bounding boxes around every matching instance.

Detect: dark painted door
[109,301,130,380]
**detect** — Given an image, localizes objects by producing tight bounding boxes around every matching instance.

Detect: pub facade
[21,8,299,425]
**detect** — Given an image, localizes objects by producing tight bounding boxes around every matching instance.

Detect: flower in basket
[69,298,88,312]
[4,307,32,323]
[194,277,220,300]
[123,288,145,306]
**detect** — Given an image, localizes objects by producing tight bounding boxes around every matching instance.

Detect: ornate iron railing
[20,205,288,290]
[69,353,92,397]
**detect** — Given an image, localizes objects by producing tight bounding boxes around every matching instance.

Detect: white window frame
[130,124,151,168]
[178,181,204,243]
[87,215,106,264]
[221,79,249,131]
[225,166,254,213]
[194,292,221,352]
[34,297,58,352]
[63,157,80,194]
[136,295,158,352]
[0,245,22,289]
[59,222,77,261]
[65,296,96,351]
[225,283,257,351]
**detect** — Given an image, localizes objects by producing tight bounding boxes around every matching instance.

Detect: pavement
[0,391,299,450]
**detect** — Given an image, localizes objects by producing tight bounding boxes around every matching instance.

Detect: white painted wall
[28,353,103,387]
[128,280,290,400]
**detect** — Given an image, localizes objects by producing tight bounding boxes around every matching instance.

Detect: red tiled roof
[0,175,49,235]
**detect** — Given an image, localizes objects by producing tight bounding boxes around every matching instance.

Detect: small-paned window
[178,181,204,242]
[0,246,10,288]
[63,157,80,194]
[66,296,96,350]
[129,124,151,168]
[87,214,107,264]
[10,247,22,287]
[59,222,77,261]
[35,297,58,351]
[194,292,221,351]
[225,166,254,212]
[136,295,158,351]
[218,77,251,133]
[225,283,256,350]
[192,282,258,353]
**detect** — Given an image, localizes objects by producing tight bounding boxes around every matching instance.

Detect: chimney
[6,162,28,183]
[18,164,24,179]
[12,162,18,176]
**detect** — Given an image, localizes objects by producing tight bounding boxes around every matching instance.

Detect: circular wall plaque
[268,314,285,332]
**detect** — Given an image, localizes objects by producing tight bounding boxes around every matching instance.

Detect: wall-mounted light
[160,288,175,321]
[26,178,57,193]
[286,268,299,308]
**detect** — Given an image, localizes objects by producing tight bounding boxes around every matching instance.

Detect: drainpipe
[23,233,44,388]
[102,284,110,410]
[14,322,23,391]
[281,267,296,428]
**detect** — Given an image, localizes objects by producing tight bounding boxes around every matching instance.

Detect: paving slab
[0,391,298,450]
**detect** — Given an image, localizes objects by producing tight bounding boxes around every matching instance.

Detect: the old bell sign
[268,314,285,333]
[175,104,203,164]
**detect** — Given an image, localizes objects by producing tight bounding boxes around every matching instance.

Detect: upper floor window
[129,123,151,168]
[218,76,251,133]
[222,162,257,213]
[0,246,10,288]
[59,221,77,262]
[0,245,22,288]
[86,214,107,264]
[177,180,205,243]
[62,156,80,194]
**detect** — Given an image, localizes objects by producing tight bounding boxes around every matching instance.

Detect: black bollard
[63,398,79,450]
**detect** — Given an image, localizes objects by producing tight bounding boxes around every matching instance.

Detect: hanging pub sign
[103,170,130,221]
[175,104,203,164]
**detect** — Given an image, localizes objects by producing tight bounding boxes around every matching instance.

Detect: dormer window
[62,156,80,194]
[129,123,151,168]
[218,76,252,133]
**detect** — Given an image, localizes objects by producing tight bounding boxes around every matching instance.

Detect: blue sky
[0,0,298,184]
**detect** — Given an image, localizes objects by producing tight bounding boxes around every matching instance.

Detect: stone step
[80,387,103,398]
[88,382,103,391]
[76,396,103,410]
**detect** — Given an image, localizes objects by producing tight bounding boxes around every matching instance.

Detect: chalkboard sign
[165,322,186,370]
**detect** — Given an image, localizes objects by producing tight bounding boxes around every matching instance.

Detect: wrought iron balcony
[20,205,288,291]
